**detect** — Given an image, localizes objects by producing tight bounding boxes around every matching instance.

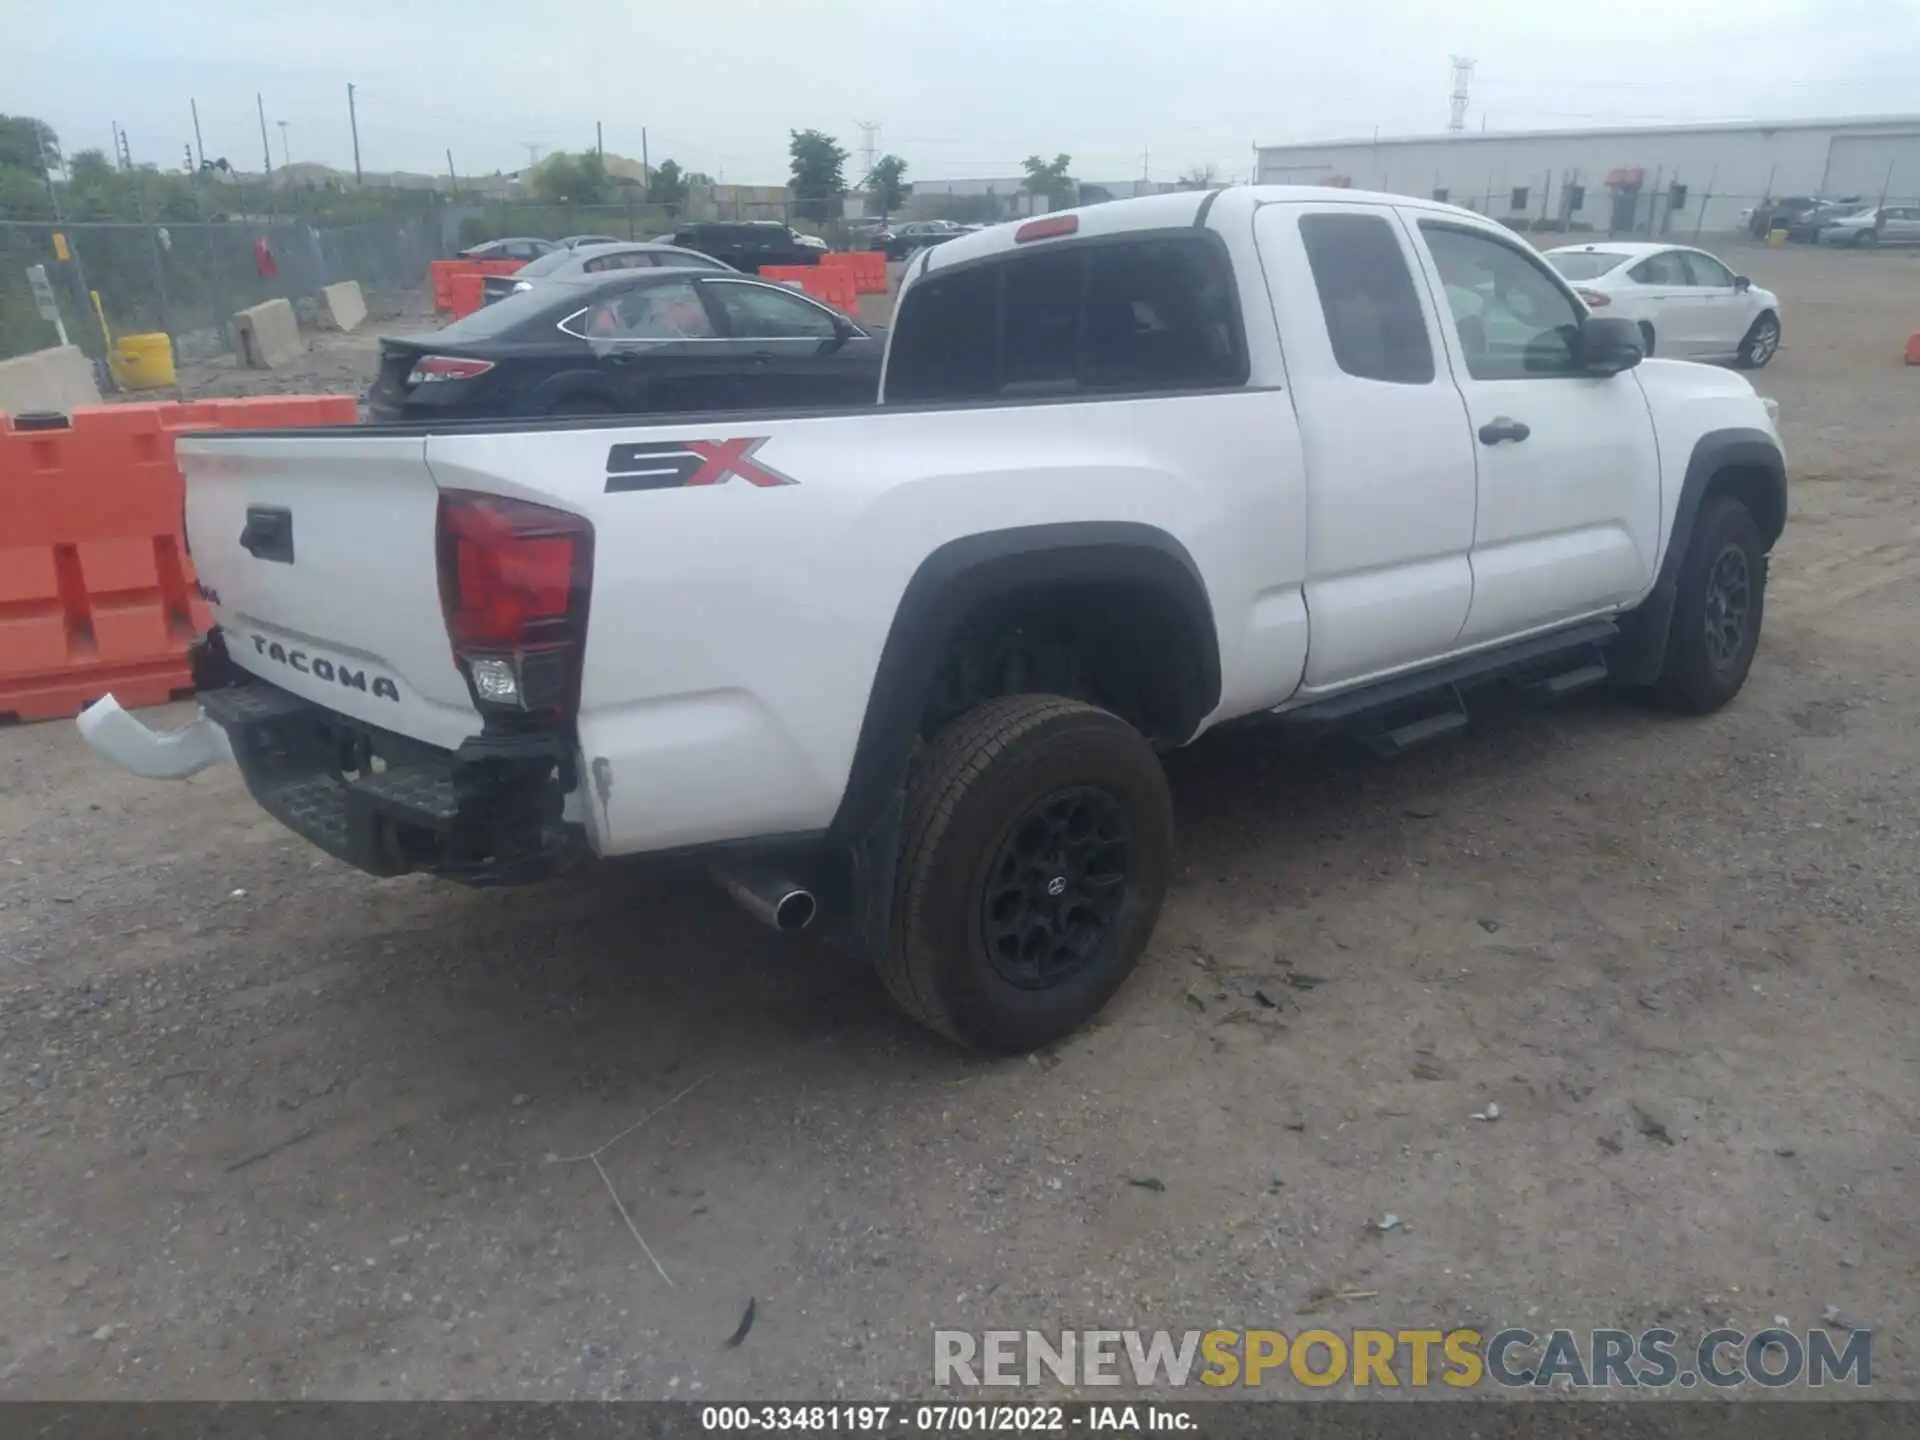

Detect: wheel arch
[1614,426,1785,686]
[829,521,1220,841]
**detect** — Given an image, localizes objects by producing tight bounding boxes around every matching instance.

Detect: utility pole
[257,93,273,174]
[1448,55,1475,133]
[347,82,363,184]
[190,99,206,169]
[276,119,291,168]
[596,120,603,158]
[447,148,458,194]
[855,120,881,181]
[641,126,650,182]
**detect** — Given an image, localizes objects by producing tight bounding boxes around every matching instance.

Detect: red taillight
[1576,288,1610,307]
[435,491,593,721]
[408,355,495,385]
[1015,214,1079,244]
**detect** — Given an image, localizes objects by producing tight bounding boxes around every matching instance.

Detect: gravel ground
[0,240,1914,1401]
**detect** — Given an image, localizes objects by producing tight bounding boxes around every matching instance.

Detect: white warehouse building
[1254,113,1920,237]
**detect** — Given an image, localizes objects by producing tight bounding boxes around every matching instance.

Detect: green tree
[533,151,611,204]
[685,170,716,188]
[788,129,848,224]
[865,154,909,214]
[648,158,687,206]
[0,114,59,176]
[1176,164,1218,190]
[1022,153,1076,209]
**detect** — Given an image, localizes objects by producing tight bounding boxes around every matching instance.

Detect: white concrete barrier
[318,280,367,333]
[0,345,101,414]
[233,298,304,369]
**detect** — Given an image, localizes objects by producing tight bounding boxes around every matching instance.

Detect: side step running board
[1280,620,1620,756]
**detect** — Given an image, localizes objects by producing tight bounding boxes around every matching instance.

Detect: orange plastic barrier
[430,259,462,314]
[1907,331,1920,365]
[759,265,859,316]
[821,251,888,294]
[448,271,486,319]
[0,397,358,722]
[431,258,526,313]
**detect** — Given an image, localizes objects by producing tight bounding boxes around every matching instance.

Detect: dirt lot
[1,240,1914,1401]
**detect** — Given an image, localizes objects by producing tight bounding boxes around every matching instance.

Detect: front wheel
[1735,312,1780,369]
[1649,495,1767,714]
[880,695,1174,1053]
[1854,228,1880,248]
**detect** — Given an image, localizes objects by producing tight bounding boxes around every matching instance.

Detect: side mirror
[1577,315,1643,375]
[1733,275,1752,292]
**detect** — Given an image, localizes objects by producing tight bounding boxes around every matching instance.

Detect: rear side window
[1629,252,1688,285]
[1298,213,1435,385]
[886,234,1245,403]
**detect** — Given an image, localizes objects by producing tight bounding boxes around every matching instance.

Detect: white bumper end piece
[76,695,234,780]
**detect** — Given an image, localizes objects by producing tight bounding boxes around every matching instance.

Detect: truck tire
[1649,495,1766,714]
[881,695,1173,1053]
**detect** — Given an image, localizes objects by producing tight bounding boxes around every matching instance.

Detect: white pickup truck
[82,187,1787,1053]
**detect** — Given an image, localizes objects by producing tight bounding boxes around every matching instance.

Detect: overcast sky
[4,0,1915,183]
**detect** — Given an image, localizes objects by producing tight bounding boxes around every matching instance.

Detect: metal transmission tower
[855,121,881,180]
[1448,56,1475,133]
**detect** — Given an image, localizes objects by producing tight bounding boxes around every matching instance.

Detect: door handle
[239,505,295,563]
[1478,416,1531,445]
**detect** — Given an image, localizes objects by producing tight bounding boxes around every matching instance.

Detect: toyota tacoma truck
[80,187,1787,1054]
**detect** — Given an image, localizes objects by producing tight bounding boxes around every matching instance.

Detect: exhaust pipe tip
[773,888,817,933]
[714,862,818,934]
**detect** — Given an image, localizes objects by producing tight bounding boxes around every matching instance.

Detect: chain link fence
[0,213,442,363]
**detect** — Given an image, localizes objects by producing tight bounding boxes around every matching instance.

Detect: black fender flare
[1615,426,1786,685]
[829,521,1221,841]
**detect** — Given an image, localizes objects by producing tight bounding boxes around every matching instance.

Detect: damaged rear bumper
[77,633,589,886]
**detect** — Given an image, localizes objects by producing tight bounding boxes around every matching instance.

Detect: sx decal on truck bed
[604,437,798,492]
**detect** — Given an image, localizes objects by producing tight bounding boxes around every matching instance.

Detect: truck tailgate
[180,431,482,752]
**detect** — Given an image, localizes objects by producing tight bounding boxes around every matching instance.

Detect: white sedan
[1544,242,1782,368]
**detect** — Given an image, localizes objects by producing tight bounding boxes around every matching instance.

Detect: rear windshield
[1546,251,1634,280]
[513,249,580,280]
[886,233,1246,403]
[426,285,561,342]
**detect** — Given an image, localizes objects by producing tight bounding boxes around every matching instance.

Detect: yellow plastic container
[109,332,176,391]
[1767,227,1789,247]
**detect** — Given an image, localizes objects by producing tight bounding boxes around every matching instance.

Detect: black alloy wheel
[980,786,1134,990]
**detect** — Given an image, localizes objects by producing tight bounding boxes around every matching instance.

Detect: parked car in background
[1814,204,1920,247]
[1545,242,1781,367]
[456,236,557,262]
[1783,202,1857,244]
[671,221,824,270]
[557,234,624,249]
[1743,195,1858,239]
[879,219,973,260]
[480,242,735,305]
[366,267,881,421]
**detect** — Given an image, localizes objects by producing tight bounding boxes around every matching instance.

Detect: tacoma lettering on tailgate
[250,633,401,701]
